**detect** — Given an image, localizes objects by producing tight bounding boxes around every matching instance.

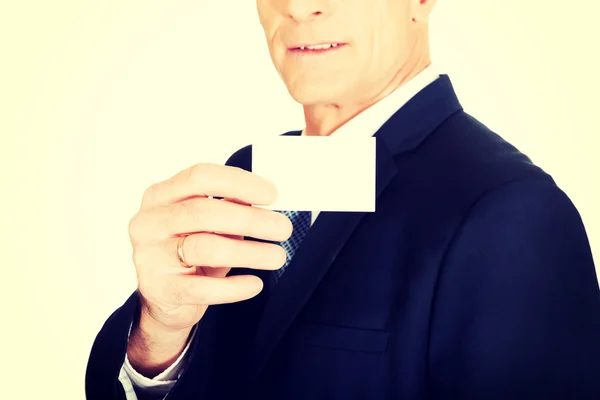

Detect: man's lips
[287,43,348,57]
[287,42,347,51]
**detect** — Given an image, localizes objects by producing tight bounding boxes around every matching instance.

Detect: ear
[410,0,437,23]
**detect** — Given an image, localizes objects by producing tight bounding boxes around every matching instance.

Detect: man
[86,0,600,399]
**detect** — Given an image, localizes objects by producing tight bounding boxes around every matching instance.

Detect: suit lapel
[245,75,463,380]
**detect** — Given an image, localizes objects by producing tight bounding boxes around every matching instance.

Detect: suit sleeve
[119,322,198,400]
[86,291,141,400]
[428,179,600,399]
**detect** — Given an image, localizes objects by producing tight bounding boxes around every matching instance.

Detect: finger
[219,197,251,242]
[132,232,287,272]
[173,232,287,270]
[143,197,292,242]
[212,198,247,241]
[170,274,264,306]
[222,196,251,206]
[141,163,278,209]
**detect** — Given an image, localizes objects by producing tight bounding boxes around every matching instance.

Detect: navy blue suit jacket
[86,75,600,399]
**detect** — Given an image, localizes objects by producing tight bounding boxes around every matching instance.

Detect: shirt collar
[301,64,440,138]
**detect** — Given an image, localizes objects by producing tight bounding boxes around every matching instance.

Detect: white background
[2,1,599,399]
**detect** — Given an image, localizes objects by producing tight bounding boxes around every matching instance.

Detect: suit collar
[248,74,463,380]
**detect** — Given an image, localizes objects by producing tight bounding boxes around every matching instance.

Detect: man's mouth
[288,43,347,55]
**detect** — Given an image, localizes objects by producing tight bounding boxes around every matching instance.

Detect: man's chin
[286,85,343,107]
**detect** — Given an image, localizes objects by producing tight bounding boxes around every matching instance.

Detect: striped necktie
[273,210,312,284]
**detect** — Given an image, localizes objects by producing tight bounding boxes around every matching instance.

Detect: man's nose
[284,0,331,23]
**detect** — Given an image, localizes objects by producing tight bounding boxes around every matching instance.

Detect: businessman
[86,0,600,399]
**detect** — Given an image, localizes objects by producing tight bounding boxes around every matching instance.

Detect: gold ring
[176,235,192,268]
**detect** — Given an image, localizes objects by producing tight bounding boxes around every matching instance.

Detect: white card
[251,136,376,212]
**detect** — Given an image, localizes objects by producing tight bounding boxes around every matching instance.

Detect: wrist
[138,309,193,346]
[127,311,193,377]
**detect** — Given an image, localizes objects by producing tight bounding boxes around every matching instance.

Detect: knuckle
[184,164,198,185]
[222,165,239,181]
[141,183,159,207]
[129,210,161,243]
[171,198,190,218]
[188,163,213,185]
[169,199,188,220]
[128,213,143,244]
[179,198,208,224]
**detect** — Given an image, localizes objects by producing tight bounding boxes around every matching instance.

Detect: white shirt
[119,64,440,400]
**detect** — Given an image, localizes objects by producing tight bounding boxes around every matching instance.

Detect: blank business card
[251,136,376,212]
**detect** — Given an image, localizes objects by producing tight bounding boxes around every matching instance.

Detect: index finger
[142,163,278,208]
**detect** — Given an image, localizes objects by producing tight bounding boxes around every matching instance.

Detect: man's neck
[302,57,432,137]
